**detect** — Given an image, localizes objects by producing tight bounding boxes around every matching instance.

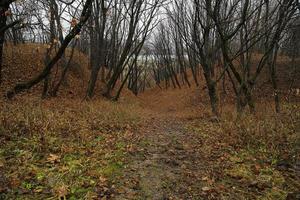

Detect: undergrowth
[0,96,299,200]
[187,102,300,199]
[0,98,140,199]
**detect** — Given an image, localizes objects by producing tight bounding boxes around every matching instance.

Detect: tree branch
[6,0,93,99]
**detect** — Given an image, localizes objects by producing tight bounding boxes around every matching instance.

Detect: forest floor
[1,86,299,200]
[114,88,300,200]
[0,44,299,199]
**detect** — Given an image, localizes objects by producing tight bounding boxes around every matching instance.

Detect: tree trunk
[270,46,280,113]
[170,65,181,89]
[6,0,93,99]
[0,34,4,84]
[86,0,107,98]
[245,88,255,113]
[203,67,219,116]
[0,4,8,84]
[207,80,219,117]
[42,75,50,98]
[236,84,255,114]
[114,67,131,101]
[51,40,77,96]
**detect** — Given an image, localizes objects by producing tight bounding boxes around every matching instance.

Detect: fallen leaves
[201,186,211,192]
[0,69,298,200]
[99,176,107,185]
[46,154,61,164]
[0,159,4,168]
[55,185,69,199]
[0,98,140,199]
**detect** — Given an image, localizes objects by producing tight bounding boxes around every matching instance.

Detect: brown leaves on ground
[46,154,61,164]
[0,56,299,199]
[0,97,141,199]
[185,103,300,199]
[0,43,90,99]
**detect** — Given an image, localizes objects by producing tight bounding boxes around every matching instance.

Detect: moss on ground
[0,98,140,199]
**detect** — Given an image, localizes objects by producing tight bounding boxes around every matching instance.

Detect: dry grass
[186,102,300,199]
[0,97,141,199]
[0,93,299,199]
[0,44,299,199]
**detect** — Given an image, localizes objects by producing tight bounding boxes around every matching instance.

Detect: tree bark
[0,0,21,84]
[0,4,9,84]
[86,0,107,98]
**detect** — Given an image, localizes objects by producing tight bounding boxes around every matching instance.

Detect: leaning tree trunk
[6,0,93,99]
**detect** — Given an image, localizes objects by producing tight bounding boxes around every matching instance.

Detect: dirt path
[115,117,209,200]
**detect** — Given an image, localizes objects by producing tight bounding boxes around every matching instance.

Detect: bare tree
[212,0,296,113]
[86,0,111,98]
[7,0,93,99]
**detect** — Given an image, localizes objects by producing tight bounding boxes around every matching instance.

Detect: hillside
[0,43,90,98]
[1,43,300,103]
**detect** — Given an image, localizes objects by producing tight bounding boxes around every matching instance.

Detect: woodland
[0,0,299,199]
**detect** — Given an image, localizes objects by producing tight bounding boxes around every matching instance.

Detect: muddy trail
[112,88,224,200]
[114,116,214,200]
[112,89,300,200]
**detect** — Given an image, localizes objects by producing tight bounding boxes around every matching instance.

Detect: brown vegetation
[0,45,299,199]
[0,0,300,199]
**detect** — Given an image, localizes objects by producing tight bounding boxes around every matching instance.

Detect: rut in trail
[115,119,208,200]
